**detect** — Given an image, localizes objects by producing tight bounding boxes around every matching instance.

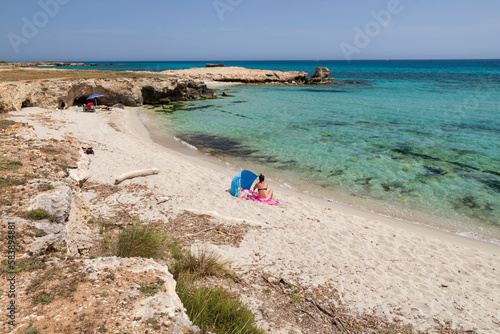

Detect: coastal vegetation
[23,208,57,222]
[176,274,263,334]
[0,68,173,83]
[115,223,168,259]
[0,157,22,170]
[105,223,261,333]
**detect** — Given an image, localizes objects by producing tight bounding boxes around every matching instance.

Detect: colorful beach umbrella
[87,94,103,99]
[230,170,258,197]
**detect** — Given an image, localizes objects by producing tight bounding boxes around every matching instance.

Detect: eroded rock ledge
[162,66,310,84]
[0,66,335,112]
[0,77,215,112]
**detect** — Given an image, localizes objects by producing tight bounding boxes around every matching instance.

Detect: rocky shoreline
[0,77,216,112]
[160,66,333,84]
[0,66,334,112]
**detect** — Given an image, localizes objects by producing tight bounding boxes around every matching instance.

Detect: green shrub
[170,247,231,280]
[24,209,57,222]
[139,277,165,297]
[32,292,54,304]
[25,329,40,334]
[40,184,55,191]
[176,273,263,334]
[115,224,167,259]
[0,177,25,186]
[0,157,22,171]
[0,120,16,130]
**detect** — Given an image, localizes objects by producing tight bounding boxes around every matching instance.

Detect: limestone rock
[29,233,63,255]
[32,221,65,235]
[65,193,93,257]
[161,66,308,84]
[132,293,180,321]
[222,92,230,97]
[69,153,90,188]
[30,185,72,223]
[310,67,332,84]
[0,77,216,112]
[83,257,200,332]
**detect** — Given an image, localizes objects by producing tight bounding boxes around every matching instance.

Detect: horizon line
[4,58,500,63]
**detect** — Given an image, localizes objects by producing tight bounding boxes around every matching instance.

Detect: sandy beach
[7,105,500,333]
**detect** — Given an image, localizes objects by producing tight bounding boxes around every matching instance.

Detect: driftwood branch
[114,168,159,185]
[306,297,349,333]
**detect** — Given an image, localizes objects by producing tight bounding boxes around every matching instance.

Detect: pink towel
[242,190,280,205]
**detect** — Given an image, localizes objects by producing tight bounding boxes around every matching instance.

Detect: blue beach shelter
[230,170,258,197]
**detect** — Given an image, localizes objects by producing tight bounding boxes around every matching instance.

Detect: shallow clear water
[142,60,500,243]
[54,59,500,242]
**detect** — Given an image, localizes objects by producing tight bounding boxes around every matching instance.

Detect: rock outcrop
[310,67,332,84]
[29,233,63,255]
[65,193,94,257]
[0,66,336,112]
[84,257,201,333]
[29,184,73,223]
[162,66,309,84]
[0,77,215,112]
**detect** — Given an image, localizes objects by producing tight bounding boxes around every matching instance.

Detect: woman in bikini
[253,174,273,200]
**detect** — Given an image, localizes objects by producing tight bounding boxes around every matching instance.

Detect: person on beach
[253,174,273,201]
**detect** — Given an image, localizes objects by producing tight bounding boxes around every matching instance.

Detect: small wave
[456,231,500,246]
[173,136,198,150]
[280,182,296,191]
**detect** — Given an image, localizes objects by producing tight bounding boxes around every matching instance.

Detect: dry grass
[115,223,168,259]
[176,273,264,334]
[170,245,232,280]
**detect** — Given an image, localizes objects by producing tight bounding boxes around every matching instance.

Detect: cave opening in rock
[60,101,66,109]
[73,96,89,106]
[21,99,32,108]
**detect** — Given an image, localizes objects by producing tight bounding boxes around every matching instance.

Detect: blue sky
[1,0,499,61]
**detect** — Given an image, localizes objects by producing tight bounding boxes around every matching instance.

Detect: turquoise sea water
[57,60,500,243]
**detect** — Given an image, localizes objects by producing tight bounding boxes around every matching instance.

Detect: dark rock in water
[424,166,448,175]
[222,92,230,97]
[329,169,344,177]
[206,64,225,67]
[461,196,480,209]
[310,67,332,84]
